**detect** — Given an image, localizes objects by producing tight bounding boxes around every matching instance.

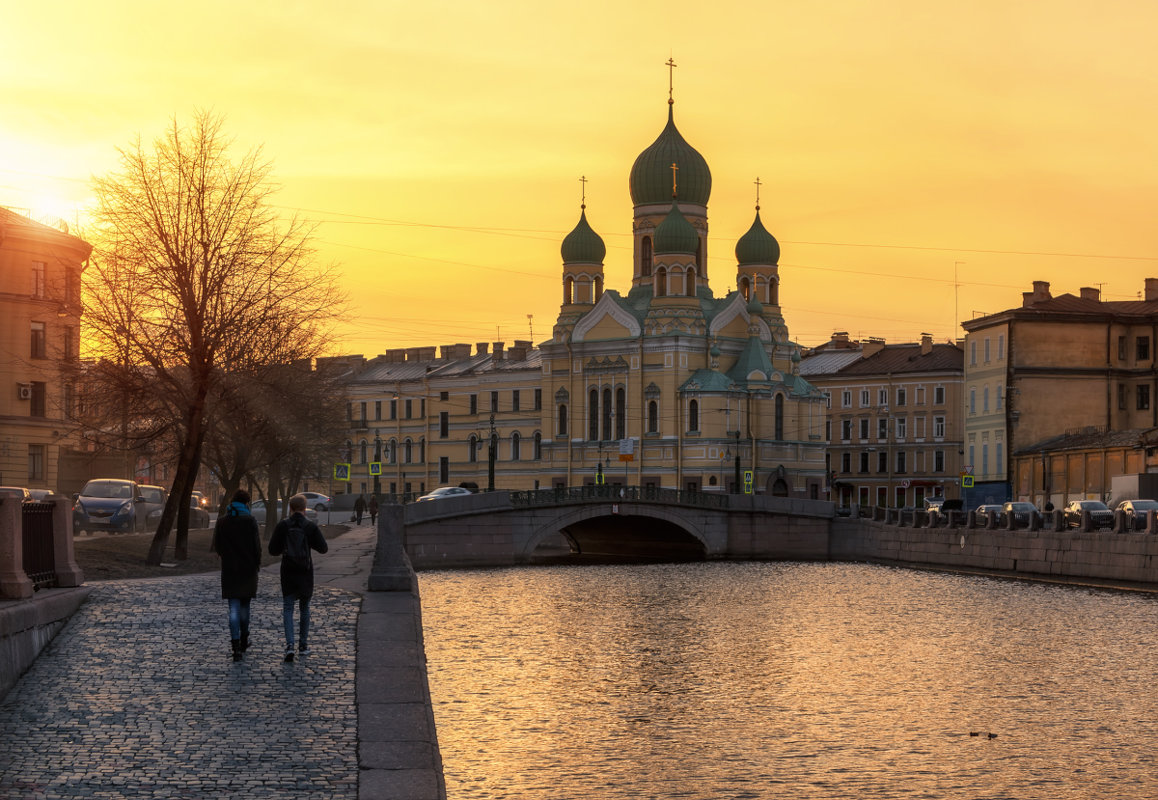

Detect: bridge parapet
[510,485,729,510]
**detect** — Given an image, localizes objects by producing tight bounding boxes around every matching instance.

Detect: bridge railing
[509,485,731,510]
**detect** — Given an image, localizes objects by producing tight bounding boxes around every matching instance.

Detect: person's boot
[240,624,250,652]
[231,639,243,662]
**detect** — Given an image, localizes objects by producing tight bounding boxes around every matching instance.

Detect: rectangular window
[359,402,367,422]
[996,384,1003,411]
[30,382,46,417]
[1139,336,1151,361]
[896,388,906,407]
[983,386,990,413]
[860,389,870,407]
[859,418,869,439]
[1138,385,1151,411]
[841,420,852,440]
[895,417,907,439]
[421,398,425,417]
[934,416,945,437]
[969,388,976,415]
[825,420,832,441]
[31,261,45,298]
[28,444,44,482]
[534,389,542,410]
[842,390,852,408]
[878,388,888,406]
[390,399,397,420]
[916,386,925,405]
[878,418,888,439]
[1119,335,1128,361]
[859,452,869,473]
[984,337,991,363]
[841,452,851,473]
[934,386,945,405]
[970,340,977,365]
[996,443,1004,475]
[30,321,46,359]
[877,452,888,473]
[439,411,449,438]
[490,391,499,412]
[375,401,382,421]
[64,326,76,361]
[915,416,926,438]
[469,394,478,415]
[439,456,449,484]
[405,399,413,419]
[347,402,353,421]
[982,443,989,476]
[512,390,520,412]
[823,391,831,409]
[934,450,945,472]
[440,391,449,401]
[896,451,906,474]
[998,334,1006,360]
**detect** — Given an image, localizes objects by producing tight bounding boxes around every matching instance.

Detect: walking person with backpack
[211,489,262,662]
[269,494,328,663]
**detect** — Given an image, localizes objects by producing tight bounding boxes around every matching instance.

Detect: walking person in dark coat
[353,493,366,525]
[269,493,328,663]
[211,489,262,662]
[368,495,379,527]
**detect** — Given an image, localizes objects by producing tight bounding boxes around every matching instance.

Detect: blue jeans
[282,594,311,651]
[227,598,251,641]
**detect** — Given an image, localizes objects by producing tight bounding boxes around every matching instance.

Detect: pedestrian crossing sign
[961,474,975,488]
[369,462,381,476]
[334,463,351,481]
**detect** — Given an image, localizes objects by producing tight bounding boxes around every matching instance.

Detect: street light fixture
[373,434,382,499]
[487,412,496,492]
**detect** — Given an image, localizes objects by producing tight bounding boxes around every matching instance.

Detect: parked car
[1001,501,1041,528]
[975,504,1004,521]
[73,479,145,535]
[251,499,317,525]
[0,486,33,502]
[146,491,211,529]
[416,486,473,502]
[1063,500,1114,530]
[300,492,331,512]
[1115,499,1158,530]
[138,484,168,521]
[27,489,56,502]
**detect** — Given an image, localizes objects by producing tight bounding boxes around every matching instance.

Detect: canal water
[419,562,1158,799]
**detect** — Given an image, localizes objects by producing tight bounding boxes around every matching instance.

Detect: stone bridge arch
[518,502,717,562]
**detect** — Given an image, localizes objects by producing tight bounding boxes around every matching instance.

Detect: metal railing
[510,485,731,510]
[22,502,56,590]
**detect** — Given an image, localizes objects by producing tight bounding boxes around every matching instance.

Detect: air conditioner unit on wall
[17,384,31,400]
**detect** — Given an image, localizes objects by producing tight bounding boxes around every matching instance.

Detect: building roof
[798,350,863,377]
[735,210,780,266]
[1016,426,1158,456]
[834,343,963,376]
[965,290,1158,330]
[629,104,711,207]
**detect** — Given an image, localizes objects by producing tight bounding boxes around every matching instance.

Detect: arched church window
[564,276,573,305]
[775,394,785,441]
[359,439,367,464]
[558,404,568,436]
[468,434,478,463]
[655,267,667,297]
[404,438,413,464]
[389,438,397,464]
[686,267,697,297]
[588,389,599,440]
[641,236,653,277]
[739,276,751,301]
[688,399,699,432]
[616,387,626,439]
[595,275,603,302]
[511,432,521,461]
[769,277,779,306]
[533,431,542,460]
[648,400,658,433]
[602,387,613,440]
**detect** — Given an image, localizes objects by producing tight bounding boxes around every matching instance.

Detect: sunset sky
[3,0,1156,355]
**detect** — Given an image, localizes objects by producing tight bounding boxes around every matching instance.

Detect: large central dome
[629,104,712,207]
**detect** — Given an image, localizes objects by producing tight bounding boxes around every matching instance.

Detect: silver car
[1116,499,1158,531]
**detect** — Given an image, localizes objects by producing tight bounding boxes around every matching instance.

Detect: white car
[299,492,331,512]
[416,486,473,502]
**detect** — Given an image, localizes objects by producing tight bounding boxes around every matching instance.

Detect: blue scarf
[228,501,250,517]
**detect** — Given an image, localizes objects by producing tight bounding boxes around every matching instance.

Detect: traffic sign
[961,474,975,488]
[334,463,351,481]
[368,461,382,476]
[743,469,754,495]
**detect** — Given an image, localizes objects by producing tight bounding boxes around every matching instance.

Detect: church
[336,86,829,499]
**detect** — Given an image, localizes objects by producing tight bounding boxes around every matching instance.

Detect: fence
[21,502,57,590]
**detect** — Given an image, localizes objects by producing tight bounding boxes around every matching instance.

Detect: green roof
[735,211,780,266]
[629,105,711,207]
[561,208,606,265]
[653,201,699,255]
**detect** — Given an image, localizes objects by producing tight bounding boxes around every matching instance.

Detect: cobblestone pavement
[0,575,361,799]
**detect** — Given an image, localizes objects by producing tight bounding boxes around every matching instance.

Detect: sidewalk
[0,521,441,800]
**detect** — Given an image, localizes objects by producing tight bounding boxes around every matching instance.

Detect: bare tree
[85,112,340,564]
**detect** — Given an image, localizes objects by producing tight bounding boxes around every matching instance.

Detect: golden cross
[670,162,679,198]
[580,175,587,208]
[754,176,762,210]
[666,57,677,104]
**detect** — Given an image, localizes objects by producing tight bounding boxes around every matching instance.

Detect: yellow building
[0,208,89,492]
[337,92,828,497]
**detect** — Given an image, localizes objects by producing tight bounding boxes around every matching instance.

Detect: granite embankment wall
[831,517,1158,584]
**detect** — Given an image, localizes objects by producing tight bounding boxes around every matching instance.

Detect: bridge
[400,486,834,569]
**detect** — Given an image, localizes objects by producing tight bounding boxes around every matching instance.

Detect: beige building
[337,93,829,497]
[0,208,89,492]
[801,333,965,509]
[962,279,1158,505]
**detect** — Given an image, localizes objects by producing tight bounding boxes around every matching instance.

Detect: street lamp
[733,429,741,493]
[373,434,382,499]
[487,412,496,492]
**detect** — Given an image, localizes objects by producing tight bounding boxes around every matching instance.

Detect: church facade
[335,92,828,498]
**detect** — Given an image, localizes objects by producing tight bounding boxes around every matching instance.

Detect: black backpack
[284,517,312,569]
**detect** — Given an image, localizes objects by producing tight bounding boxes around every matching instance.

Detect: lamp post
[373,434,381,499]
[487,412,496,492]
[733,429,741,492]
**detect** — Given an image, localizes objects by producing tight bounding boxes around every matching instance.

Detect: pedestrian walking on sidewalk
[353,494,366,525]
[269,493,328,663]
[211,489,262,662]
[368,495,379,527]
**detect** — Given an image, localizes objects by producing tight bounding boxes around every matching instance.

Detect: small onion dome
[629,106,712,207]
[560,208,606,265]
[791,348,802,363]
[710,343,721,358]
[747,292,764,315]
[653,200,700,255]
[735,210,780,266]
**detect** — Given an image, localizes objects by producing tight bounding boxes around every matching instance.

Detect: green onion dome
[747,292,765,315]
[653,200,700,255]
[629,106,711,207]
[735,211,780,266]
[560,208,605,265]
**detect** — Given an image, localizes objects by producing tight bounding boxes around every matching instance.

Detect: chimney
[1146,278,1158,302]
[1023,280,1052,307]
[508,340,531,361]
[862,337,885,358]
[476,342,489,356]
[920,332,933,355]
[1079,286,1101,302]
[385,348,406,363]
[830,331,852,349]
[492,341,505,362]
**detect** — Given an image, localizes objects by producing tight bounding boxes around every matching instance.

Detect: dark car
[73,479,145,535]
[416,486,473,502]
[1001,501,1040,528]
[145,491,211,529]
[1115,499,1158,531]
[975,504,1003,522]
[1063,500,1114,530]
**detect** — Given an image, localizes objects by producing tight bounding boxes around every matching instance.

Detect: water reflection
[419,562,1158,799]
